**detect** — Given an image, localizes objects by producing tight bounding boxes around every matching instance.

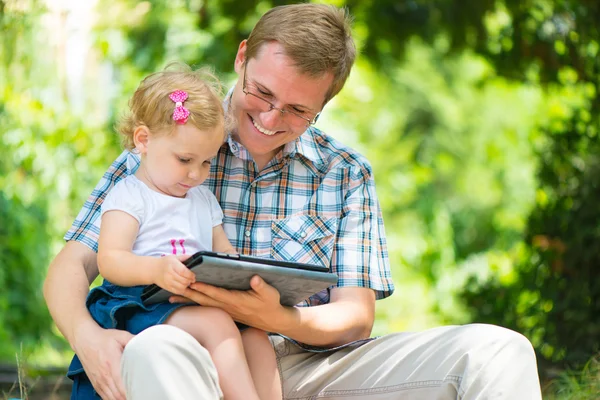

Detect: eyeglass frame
[241,61,321,126]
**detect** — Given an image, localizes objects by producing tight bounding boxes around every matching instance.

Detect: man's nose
[260,106,284,129]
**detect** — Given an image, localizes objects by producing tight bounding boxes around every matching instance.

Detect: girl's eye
[203,160,212,165]
[178,157,191,163]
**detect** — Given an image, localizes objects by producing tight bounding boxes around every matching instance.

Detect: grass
[2,349,27,400]
[544,356,600,400]
[1,346,68,400]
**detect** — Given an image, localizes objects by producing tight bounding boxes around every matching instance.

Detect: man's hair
[245,3,356,105]
[117,63,226,150]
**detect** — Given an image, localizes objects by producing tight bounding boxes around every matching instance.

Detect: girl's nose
[188,169,199,180]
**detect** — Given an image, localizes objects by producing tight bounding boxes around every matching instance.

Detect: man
[44,4,542,399]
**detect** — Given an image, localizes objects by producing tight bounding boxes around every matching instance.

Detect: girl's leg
[165,306,260,400]
[241,328,282,400]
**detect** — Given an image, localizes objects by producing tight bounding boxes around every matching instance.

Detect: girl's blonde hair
[117,63,225,150]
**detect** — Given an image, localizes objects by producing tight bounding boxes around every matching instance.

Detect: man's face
[230,40,334,169]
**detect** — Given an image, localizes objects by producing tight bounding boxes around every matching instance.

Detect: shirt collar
[126,151,141,174]
[283,128,326,165]
[222,87,247,159]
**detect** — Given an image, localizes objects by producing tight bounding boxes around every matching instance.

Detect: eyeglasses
[242,62,320,127]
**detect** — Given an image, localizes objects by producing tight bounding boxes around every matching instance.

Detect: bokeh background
[1,0,599,398]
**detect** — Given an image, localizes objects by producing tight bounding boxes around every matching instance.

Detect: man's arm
[275,286,376,345]
[43,241,99,346]
[44,151,136,400]
[179,278,376,347]
[250,282,377,346]
[43,241,133,400]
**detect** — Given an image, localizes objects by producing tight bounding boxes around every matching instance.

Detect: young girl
[68,64,281,400]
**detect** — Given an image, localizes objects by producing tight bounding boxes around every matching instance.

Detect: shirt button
[300,232,307,238]
[245,230,251,237]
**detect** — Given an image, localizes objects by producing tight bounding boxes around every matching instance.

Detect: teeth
[252,117,277,136]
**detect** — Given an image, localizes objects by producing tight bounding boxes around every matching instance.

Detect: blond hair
[117,63,225,150]
[245,3,356,105]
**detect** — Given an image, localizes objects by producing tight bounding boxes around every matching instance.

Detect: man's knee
[460,324,537,366]
[121,325,223,399]
[123,325,212,365]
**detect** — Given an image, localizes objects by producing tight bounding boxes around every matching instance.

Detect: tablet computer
[141,251,338,306]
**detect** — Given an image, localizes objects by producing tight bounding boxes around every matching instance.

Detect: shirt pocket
[271,214,337,268]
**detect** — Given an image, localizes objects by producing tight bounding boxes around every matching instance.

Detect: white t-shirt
[100,175,223,257]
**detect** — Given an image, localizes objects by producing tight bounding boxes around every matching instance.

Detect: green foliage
[321,42,543,333]
[0,0,53,361]
[0,194,50,360]
[436,1,600,372]
[339,0,600,373]
[0,0,120,361]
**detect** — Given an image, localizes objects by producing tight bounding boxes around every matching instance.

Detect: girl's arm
[97,210,153,285]
[98,210,195,293]
[212,224,236,254]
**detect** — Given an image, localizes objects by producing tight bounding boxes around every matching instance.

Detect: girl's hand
[153,255,195,295]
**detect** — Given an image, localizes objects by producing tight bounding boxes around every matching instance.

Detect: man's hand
[153,255,195,295]
[171,275,286,331]
[73,321,134,400]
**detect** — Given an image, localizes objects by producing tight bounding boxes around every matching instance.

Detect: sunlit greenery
[1,0,599,398]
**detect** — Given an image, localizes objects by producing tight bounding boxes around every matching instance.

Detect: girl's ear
[133,126,151,154]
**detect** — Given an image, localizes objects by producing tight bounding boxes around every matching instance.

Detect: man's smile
[250,115,279,136]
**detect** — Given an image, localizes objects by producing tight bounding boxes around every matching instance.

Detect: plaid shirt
[65,127,394,306]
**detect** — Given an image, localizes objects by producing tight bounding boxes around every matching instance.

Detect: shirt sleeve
[101,178,145,225]
[331,164,395,300]
[204,187,224,228]
[63,150,138,252]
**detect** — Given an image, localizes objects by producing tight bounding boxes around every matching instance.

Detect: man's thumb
[250,275,264,291]
[115,330,135,347]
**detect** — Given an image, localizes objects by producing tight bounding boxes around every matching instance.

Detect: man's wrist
[268,305,300,334]
[71,317,101,353]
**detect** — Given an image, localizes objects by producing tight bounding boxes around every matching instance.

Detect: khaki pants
[121,324,542,399]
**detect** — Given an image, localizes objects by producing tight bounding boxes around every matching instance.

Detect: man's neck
[253,151,276,171]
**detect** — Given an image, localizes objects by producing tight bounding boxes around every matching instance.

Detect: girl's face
[134,123,224,198]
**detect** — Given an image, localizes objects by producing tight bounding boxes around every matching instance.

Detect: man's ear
[234,40,247,75]
[133,126,151,154]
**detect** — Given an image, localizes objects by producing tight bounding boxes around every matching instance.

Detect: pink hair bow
[169,90,190,124]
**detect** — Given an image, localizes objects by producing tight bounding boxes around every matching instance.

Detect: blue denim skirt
[68,280,188,399]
